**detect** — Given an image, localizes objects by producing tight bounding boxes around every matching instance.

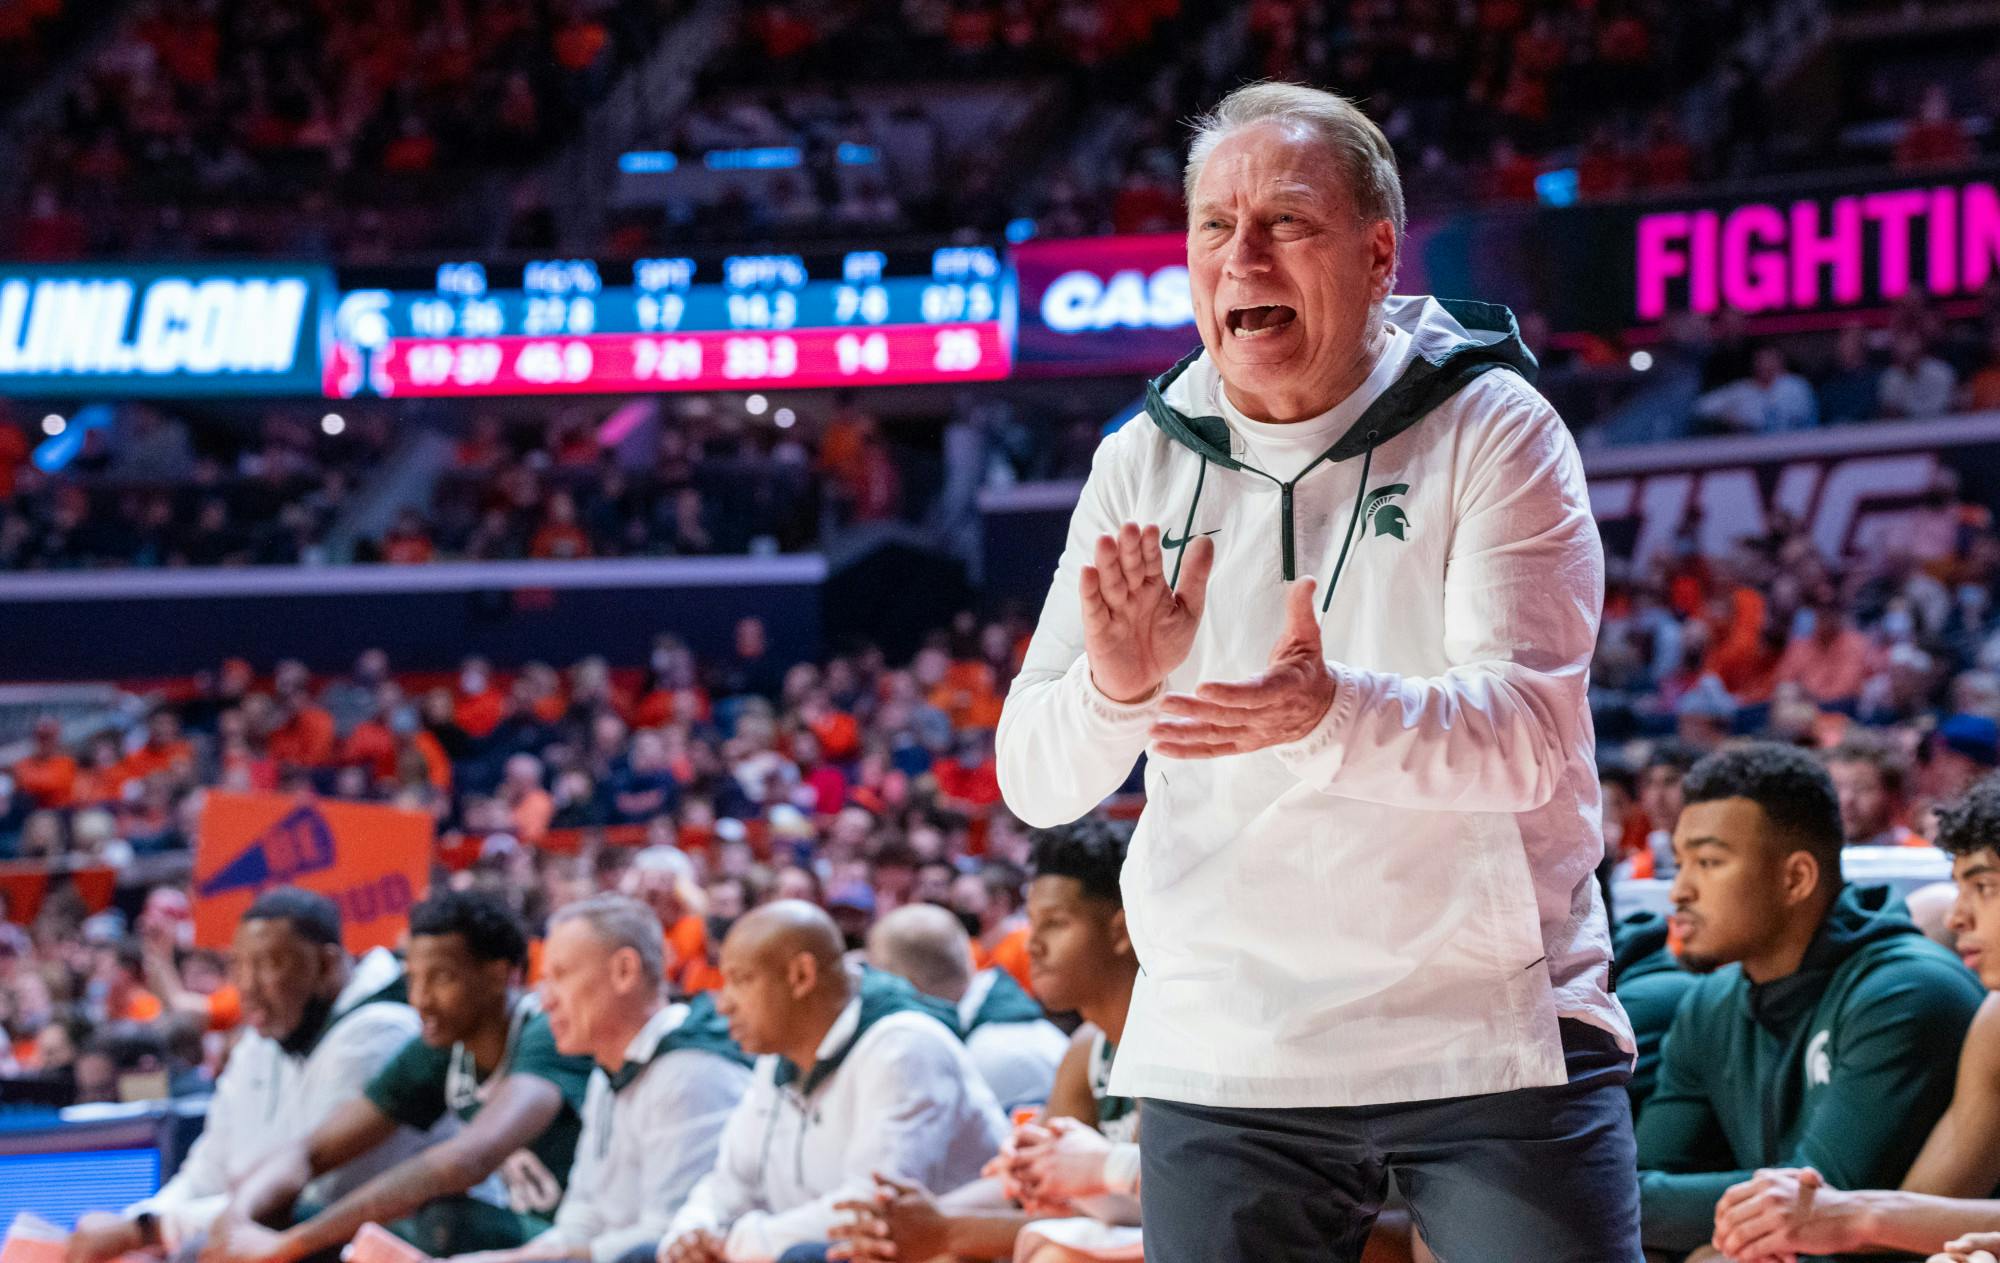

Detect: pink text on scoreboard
[1633,180,2000,321]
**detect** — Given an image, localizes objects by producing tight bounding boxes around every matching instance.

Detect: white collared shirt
[536,1004,751,1263]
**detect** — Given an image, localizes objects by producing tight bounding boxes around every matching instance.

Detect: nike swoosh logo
[1161,528,1219,550]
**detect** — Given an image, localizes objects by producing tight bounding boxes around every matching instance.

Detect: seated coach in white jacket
[656,902,1005,1263]
[66,888,427,1263]
[995,81,1640,1263]
[444,895,752,1263]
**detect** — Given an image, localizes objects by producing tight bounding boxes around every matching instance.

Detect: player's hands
[1011,1116,1112,1213]
[830,1173,951,1261]
[67,1213,146,1263]
[655,1230,723,1263]
[1080,523,1212,705]
[201,1214,294,1263]
[1150,576,1334,757]
[1932,1233,2000,1263]
[1712,1166,1864,1261]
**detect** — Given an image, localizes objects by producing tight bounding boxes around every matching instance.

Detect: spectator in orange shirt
[955,860,1034,995]
[453,656,507,739]
[1775,591,1881,706]
[13,715,78,809]
[338,686,406,780]
[266,685,337,769]
[94,941,163,1024]
[379,509,435,564]
[619,844,713,994]
[73,733,131,806]
[117,711,194,788]
[501,752,554,845]
[528,490,591,559]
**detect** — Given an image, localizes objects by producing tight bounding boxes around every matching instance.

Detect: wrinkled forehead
[1191,120,1355,214]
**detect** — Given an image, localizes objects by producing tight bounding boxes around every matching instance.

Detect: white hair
[1184,82,1406,280]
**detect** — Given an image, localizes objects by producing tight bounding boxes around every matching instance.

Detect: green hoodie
[1611,910,1697,1118]
[1636,884,1983,1256]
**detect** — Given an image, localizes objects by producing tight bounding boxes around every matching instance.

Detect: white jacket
[536,1000,752,1263]
[131,949,428,1247]
[956,968,1067,1111]
[997,296,1631,1109]
[667,972,1006,1263]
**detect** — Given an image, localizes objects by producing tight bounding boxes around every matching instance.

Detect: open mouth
[1226,304,1298,340]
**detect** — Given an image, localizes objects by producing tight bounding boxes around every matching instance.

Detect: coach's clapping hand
[655,1229,723,1263]
[1149,575,1334,759]
[1080,522,1213,705]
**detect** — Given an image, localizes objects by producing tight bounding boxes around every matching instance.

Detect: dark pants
[1139,1020,1642,1263]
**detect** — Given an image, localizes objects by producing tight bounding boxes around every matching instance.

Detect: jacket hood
[337,946,407,1015]
[283,946,406,1059]
[776,967,961,1095]
[1144,295,1538,471]
[964,967,1046,1034]
[1743,883,1919,1034]
[609,991,751,1091]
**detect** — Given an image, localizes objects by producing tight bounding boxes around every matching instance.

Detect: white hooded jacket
[666,970,1006,1262]
[131,948,428,1247]
[997,296,1632,1109]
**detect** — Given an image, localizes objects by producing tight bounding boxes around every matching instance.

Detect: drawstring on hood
[1323,431,1378,613]
[1143,296,1538,614]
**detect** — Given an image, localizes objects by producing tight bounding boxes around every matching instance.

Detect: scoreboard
[326,247,1013,398]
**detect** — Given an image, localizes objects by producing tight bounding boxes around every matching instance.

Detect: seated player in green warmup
[203,890,595,1263]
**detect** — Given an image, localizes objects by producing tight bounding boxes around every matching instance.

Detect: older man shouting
[996,81,1638,1262]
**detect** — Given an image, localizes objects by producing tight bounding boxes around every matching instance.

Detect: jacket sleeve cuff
[1102,1142,1142,1196]
[1071,655,1163,726]
[1271,662,1362,784]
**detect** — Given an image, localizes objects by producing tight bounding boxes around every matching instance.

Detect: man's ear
[1108,908,1131,959]
[1782,850,1824,908]
[608,945,643,994]
[1368,219,1397,303]
[316,941,346,988]
[786,950,819,1001]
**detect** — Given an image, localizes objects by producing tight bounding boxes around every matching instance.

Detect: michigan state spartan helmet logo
[1363,483,1411,541]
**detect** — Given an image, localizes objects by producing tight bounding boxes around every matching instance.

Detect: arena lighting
[617,150,678,174]
[1629,350,1655,372]
[774,407,797,428]
[320,412,346,435]
[745,393,769,415]
[40,413,64,436]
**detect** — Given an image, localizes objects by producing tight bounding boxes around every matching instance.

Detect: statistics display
[326,248,1014,398]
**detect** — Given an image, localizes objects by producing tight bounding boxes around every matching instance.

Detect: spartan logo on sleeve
[1363,483,1411,541]
[1805,1028,1834,1087]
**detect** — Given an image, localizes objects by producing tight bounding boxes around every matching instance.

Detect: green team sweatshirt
[1636,884,1983,1256]
[1612,910,1698,1118]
